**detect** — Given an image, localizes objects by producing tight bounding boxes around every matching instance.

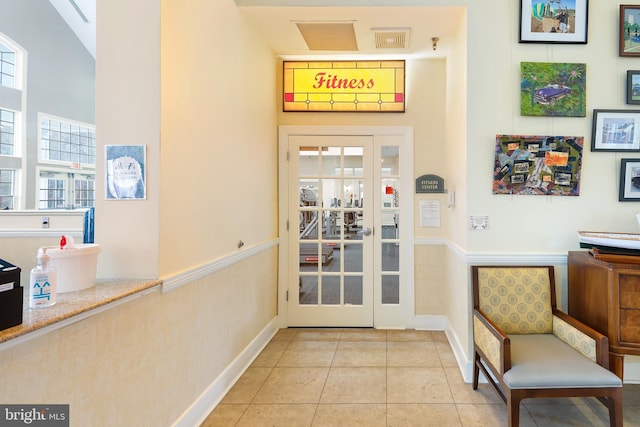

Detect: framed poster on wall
[620,5,640,57]
[519,0,589,44]
[619,158,640,201]
[591,109,640,152]
[105,145,147,200]
[520,62,586,117]
[494,134,583,196]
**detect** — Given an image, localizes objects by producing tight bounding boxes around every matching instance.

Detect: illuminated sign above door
[283,60,405,112]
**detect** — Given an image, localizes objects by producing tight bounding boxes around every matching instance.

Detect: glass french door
[282,129,412,328]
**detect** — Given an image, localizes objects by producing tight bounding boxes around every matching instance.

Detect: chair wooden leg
[608,388,623,427]
[472,352,480,390]
[507,393,521,427]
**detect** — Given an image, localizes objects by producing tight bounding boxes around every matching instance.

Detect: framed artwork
[591,109,640,152]
[620,5,640,57]
[627,71,640,104]
[494,134,583,197]
[520,62,586,117]
[105,145,147,200]
[519,0,589,44]
[619,158,640,201]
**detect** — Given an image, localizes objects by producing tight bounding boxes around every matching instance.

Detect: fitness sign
[283,60,405,112]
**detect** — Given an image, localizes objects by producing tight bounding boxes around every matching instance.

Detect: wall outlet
[42,217,49,229]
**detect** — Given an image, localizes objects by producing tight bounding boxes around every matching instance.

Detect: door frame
[278,126,414,329]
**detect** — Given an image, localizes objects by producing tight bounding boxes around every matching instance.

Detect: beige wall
[94,0,161,279]
[159,0,278,277]
[466,0,640,254]
[94,0,278,279]
[0,248,277,425]
[414,245,447,315]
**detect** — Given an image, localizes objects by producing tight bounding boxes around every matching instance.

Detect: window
[74,174,95,208]
[39,173,65,209]
[40,116,96,166]
[0,109,15,156]
[0,41,15,88]
[38,171,95,209]
[0,35,21,209]
[38,116,96,210]
[0,169,14,209]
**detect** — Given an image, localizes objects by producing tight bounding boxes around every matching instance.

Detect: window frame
[36,166,95,210]
[0,168,15,210]
[38,113,97,168]
[0,33,24,90]
[0,108,16,157]
[0,33,25,209]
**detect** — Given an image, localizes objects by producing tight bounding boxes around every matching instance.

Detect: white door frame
[278,125,414,329]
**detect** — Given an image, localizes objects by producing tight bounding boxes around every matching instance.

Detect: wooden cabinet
[567,251,640,379]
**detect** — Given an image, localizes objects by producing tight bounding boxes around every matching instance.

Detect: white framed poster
[105,145,146,200]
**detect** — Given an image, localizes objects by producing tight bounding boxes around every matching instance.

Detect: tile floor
[201,328,640,427]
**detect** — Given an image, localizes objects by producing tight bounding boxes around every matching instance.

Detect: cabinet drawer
[620,309,640,344]
[619,274,640,309]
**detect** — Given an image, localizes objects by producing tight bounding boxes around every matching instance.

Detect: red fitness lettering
[312,72,375,90]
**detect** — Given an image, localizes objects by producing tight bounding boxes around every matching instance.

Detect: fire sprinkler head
[431,36,440,51]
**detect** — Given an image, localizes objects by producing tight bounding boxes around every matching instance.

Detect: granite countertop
[0,278,162,345]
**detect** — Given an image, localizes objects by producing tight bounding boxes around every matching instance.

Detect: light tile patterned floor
[201,328,640,427]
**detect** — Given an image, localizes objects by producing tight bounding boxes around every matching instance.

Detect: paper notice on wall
[469,215,490,230]
[419,200,440,227]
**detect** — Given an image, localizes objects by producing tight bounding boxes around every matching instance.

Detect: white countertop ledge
[0,279,162,351]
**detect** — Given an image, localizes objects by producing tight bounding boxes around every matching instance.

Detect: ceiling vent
[372,27,410,49]
[296,22,358,51]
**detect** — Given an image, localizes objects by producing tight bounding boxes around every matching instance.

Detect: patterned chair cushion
[553,315,597,362]
[477,267,552,334]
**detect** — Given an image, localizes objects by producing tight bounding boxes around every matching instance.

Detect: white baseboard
[411,315,473,383]
[624,360,640,384]
[409,314,447,330]
[443,321,473,383]
[171,317,279,427]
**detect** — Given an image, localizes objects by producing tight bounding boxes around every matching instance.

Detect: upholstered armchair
[471,265,623,427]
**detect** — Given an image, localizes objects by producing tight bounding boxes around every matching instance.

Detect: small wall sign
[416,174,444,194]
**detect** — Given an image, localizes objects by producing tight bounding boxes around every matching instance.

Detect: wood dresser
[567,251,640,379]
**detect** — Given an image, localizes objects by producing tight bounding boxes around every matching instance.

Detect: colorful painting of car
[534,84,572,106]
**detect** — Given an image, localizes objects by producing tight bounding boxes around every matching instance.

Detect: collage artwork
[493,135,583,196]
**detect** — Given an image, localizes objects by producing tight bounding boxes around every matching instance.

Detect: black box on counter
[0,258,23,331]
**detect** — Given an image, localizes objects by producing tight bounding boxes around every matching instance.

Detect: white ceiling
[48,0,464,60]
[48,0,95,57]
[238,4,465,59]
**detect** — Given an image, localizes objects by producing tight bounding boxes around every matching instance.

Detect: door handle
[362,227,373,236]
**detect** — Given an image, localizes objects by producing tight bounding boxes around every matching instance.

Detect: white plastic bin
[48,244,101,293]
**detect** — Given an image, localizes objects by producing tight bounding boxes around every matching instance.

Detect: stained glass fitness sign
[283,61,405,112]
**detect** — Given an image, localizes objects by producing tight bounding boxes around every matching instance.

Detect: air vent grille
[373,28,410,49]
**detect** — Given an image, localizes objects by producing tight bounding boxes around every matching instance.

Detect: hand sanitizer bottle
[29,247,57,309]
